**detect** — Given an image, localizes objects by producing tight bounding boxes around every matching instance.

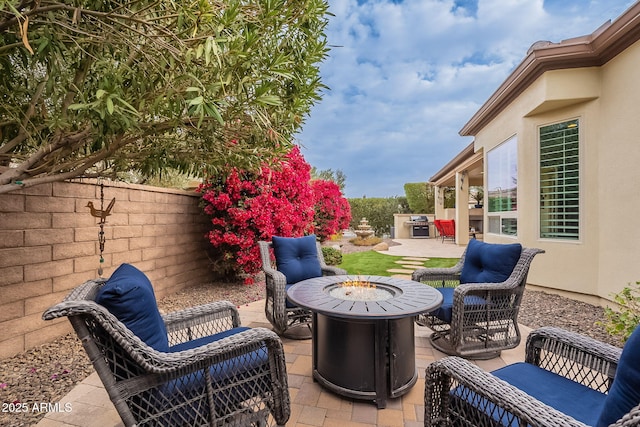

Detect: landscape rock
[373,242,389,251]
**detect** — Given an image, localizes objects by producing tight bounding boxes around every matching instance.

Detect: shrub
[198,146,315,283]
[601,281,640,342]
[321,246,342,266]
[404,182,433,213]
[312,180,351,242]
[348,197,407,236]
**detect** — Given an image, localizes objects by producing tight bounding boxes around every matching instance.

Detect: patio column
[455,171,470,245]
[434,185,445,220]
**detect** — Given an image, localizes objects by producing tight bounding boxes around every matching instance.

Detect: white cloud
[297,0,635,198]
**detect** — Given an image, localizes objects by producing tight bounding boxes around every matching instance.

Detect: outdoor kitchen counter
[287,275,443,409]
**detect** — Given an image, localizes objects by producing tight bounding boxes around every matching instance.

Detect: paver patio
[36,239,530,427]
[36,297,531,427]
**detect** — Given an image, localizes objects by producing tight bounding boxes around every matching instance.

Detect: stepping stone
[395,260,424,266]
[387,268,416,274]
[391,274,412,279]
[392,264,420,270]
[402,257,430,261]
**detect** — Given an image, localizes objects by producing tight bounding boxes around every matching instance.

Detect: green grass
[338,250,459,276]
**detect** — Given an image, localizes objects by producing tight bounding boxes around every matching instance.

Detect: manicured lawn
[338,250,459,276]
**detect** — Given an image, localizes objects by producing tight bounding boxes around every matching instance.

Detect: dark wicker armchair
[259,236,346,339]
[412,240,544,358]
[425,326,640,427]
[43,265,290,427]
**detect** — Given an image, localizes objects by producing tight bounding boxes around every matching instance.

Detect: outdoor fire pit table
[286,275,443,408]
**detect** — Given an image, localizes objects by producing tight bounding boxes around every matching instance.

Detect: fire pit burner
[326,281,396,301]
[287,275,442,408]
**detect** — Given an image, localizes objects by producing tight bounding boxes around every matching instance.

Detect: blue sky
[296,0,636,198]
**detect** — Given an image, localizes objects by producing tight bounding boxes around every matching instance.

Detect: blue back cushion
[272,235,322,284]
[596,325,640,427]
[96,263,169,352]
[460,239,522,284]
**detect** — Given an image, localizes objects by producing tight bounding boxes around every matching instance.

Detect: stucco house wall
[472,38,640,304]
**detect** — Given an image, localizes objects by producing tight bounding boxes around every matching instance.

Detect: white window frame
[486,135,518,237]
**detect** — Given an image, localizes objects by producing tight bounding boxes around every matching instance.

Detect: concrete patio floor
[36,238,531,427]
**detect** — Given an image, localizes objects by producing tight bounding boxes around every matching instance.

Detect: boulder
[373,242,389,251]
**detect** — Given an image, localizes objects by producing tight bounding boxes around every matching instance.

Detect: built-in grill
[405,215,429,238]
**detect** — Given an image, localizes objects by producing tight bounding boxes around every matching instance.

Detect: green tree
[403,182,434,213]
[0,0,330,194]
[310,167,347,191]
[348,197,406,236]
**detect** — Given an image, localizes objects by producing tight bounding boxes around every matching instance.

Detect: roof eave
[460,2,640,137]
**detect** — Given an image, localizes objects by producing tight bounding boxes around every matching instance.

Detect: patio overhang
[429,142,483,188]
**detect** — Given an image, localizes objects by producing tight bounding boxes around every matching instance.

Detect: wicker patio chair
[259,235,346,339]
[412,239,544,359]
[43,263,290,427]
[425,326,640,427]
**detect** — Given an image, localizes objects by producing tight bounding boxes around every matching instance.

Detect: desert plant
[321,247,342,266]
[601,282,640,342]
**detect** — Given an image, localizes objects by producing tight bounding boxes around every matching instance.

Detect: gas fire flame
[341,279,375,289]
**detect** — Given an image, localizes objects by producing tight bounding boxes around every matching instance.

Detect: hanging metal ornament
[86,181,116,277]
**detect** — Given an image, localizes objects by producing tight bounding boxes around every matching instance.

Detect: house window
[539,119,580,240]
[487,136,517,236]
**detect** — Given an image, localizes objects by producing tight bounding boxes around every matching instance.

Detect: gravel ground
[0,238,622,426]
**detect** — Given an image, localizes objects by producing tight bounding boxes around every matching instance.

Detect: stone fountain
[354,217,375,239]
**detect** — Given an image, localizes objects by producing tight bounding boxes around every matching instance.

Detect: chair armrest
[323,266,347,276]
[411,268,461,285]
[412,255,464,284]
[163,300,241,345]
[263,264,287,288]
[525,327,622,390]
[425,356,589,427]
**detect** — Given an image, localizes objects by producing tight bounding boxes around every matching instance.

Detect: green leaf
[189,96,204,106]
[106,97,114,114]
[256,95,282,106]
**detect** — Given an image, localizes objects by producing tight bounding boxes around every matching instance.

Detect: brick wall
[0,179,213,359]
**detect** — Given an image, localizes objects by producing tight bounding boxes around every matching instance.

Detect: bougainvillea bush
[199,146,352,283]
[198,146,315,283]
[311,179,351,242]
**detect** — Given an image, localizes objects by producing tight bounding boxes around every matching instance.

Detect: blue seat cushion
[460,239,522,284]
[272,235,322,285]
[452,362,606,426]
[285,284,298,308]
[596,325,640,427]
[430,287,486,323]
[159,327,269,424]
[96,263,169,352]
